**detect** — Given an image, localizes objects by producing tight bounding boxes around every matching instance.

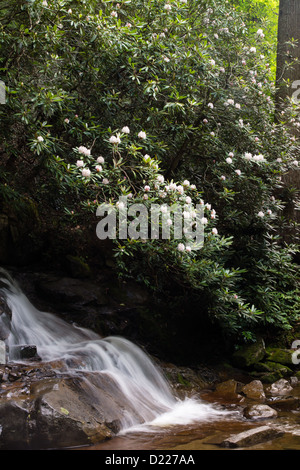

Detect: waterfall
[0,269,227,432]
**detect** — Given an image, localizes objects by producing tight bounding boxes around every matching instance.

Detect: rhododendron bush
[0,0,299,344]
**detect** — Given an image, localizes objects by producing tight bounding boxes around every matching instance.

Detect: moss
[254,361,293,375]
[231,338,266,368]
[265,347,295,366]
[65,255,92,279]
[177,373,191,387]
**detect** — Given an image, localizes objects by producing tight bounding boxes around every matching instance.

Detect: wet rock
[215,379,240,396]
[243,404,278,420]
[0,364,142,449]
[241,380,266,401]
[212,379,245,403]
[266,379,293,396]
[163,364,219,397]
[10,345,41,361]
[290,376,299,386]
[231,338,265,369]
[220,426,284,448]
[266,396,300,411]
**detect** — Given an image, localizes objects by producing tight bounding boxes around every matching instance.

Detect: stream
[0,269,300,451]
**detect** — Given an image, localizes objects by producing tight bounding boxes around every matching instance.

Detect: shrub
[0,0,299,344]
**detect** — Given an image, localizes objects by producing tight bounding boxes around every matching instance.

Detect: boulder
[0,364,143,449]
[266,396,300,411]
[266,379,293,396]
[253,361,293,376]
[241,380,266,401]
[243,404,278,420]
[64,255,92,279]
[265,347,294,366]
[10,345,41,361]
[220,426,284,448]
[231,338,265,368]
[214,379,243,400]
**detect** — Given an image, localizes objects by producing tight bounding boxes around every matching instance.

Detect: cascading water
[0,269,228,433]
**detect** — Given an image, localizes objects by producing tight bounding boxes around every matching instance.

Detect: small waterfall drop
[0,270,227,432]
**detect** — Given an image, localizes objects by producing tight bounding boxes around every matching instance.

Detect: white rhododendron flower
[138,131,147,139]
[78,146,91,156]
[82,168,91,177]
[109,135,121,144]
[256,29,265,38]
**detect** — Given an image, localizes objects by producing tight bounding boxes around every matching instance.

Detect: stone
[0,367,144,449]
[220,426,284,448]
[64,255,92,279]
[214,379,242,399]
[243,404,278,420]
[241,380,266,401]
[10,345,41,361]
[290,376,299,386]
[266,396,300,411]
[231,338,265,368]
[265,347,294,366]
[254,361,293,376]
[267,379,293,396]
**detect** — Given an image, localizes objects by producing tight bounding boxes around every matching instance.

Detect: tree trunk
[276,0,300,234]
[276,0,300,105]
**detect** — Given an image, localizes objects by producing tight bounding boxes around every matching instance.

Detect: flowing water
[1,269,299,450]
[0,270,229,435]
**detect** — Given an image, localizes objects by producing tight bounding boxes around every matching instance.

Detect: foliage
[0,0,299,345]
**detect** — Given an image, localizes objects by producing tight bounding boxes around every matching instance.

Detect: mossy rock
[250,371,284,384]
[265,347,294,366]
[65,255,92,279]
[231,338,266,368]
[254,361,293,376]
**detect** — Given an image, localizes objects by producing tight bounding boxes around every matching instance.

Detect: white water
[0,270,228,432]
